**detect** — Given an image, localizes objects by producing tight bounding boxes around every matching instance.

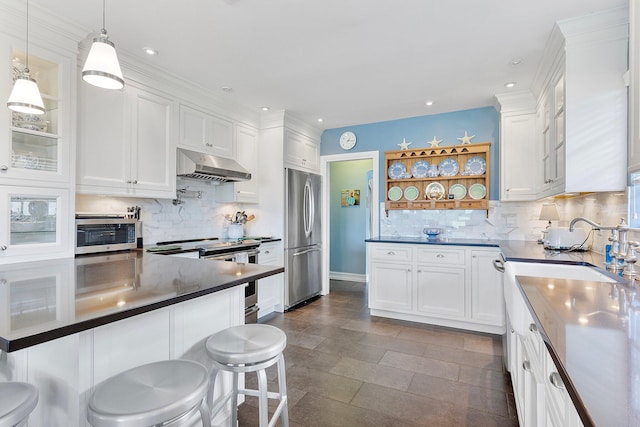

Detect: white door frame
[320,151,379,295]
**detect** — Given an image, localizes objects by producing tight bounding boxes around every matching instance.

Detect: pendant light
[7,0,45,115]
[82,0,124,90]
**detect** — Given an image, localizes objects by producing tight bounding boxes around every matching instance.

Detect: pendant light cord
[102,0,106,32]
[25,0,29,71]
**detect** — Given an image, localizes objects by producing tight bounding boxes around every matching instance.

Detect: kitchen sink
[503,262,617,337]
[509,262,616,283]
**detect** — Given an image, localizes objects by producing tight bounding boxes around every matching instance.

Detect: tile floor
[237,280,519,426]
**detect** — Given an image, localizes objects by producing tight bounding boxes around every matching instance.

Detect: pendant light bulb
[82,28,124,90]
[6,0,45,115]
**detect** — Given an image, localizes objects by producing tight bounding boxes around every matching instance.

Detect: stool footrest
[239,388,285,401]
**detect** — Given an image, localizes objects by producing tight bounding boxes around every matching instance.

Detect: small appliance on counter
[543,227,589,251]
[75,208,142,255]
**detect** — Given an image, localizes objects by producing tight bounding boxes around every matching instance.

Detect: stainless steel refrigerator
[284,168,322,309]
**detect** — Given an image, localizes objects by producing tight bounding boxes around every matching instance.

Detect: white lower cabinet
[370,261,413,312]
[367,243,504,333]
[257,241,285,317]
[507,288,584,427]
[415,265,465,318]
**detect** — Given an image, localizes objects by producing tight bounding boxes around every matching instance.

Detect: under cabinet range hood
[176,148,251,183]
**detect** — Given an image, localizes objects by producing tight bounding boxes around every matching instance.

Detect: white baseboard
[329,271,366,283]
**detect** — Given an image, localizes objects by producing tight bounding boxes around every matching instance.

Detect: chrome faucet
[569,217,617,231]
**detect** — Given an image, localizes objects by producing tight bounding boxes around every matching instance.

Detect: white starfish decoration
[427,136,442,147]
[457,131,475,145]
[397,138,412,150]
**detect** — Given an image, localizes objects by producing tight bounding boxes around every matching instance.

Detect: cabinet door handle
[0,165,7,172]
[127,180,138,184]
[522,360,531,372]
[264,251,270,254]
[407,269,411,272]
[549,372,564,389]
[436,254,445,258]
[206,143,213,147]
[0,245,7,251]
[529,323,538,333]
[387,251,395,255]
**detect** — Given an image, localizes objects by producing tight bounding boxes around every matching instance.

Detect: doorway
[320,151,379,295]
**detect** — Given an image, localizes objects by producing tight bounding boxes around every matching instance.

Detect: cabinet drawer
[369,244,414,262]
[416,247,465,265]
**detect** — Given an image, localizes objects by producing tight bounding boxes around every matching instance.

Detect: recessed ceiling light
[317,118,324,123]
[509,58,523,66]
[425,101,434,106]
[504,82,517,88]
[143,47,158,56]
[261,106,270,111]
[221,86,233,92]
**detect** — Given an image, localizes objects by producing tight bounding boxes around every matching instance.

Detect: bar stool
[206,324,288,427]
[0,382,38,427]
[87,360,211,427]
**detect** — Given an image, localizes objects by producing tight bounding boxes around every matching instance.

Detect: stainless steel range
[154,238,261,323]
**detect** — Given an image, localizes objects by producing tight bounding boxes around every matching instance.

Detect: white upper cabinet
[496,91,539,201]
[0,39,73,187]
[284,128,320,173]
[77,80,176,198]
[533,8,628,197]
[217,124,259,203]
[179,104,234,159]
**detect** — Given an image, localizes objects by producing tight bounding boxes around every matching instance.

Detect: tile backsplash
[76,179,243,244]
[380,191,637,254]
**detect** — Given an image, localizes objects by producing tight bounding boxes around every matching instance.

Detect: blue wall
[320,106,500,200]
[329,159,372,275]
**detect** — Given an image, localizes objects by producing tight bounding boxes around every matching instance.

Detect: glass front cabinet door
[0,39,73,186]
[0,186,72,262]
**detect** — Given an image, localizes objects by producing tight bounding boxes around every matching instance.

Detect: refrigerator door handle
[303,179,313,238]
[293,247,322,257]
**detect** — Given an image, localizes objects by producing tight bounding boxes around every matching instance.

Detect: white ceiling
[31,0,627,130]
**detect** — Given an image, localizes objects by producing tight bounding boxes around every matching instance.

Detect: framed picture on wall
[341,189,360,207]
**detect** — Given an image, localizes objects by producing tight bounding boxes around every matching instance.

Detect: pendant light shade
[82,29,124,90]
[82,0,124,90]
[7,72,45,114]
[6,0,45,115]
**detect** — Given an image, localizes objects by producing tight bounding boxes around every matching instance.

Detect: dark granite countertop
[365,236,501,248]
[0,251,284,352]
[517,275,639,427]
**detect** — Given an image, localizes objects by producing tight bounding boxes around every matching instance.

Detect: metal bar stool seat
[0,382,38,427]
[87,360,211,427]
[206,324,288,427]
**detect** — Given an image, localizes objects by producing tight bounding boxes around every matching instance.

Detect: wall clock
[339,131,357,150]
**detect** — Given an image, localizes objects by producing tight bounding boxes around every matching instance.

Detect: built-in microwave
[75,218,140,255]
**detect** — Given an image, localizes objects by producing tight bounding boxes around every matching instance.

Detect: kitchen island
[0,251,284,426]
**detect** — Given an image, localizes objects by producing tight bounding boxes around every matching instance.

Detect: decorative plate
[427,164,439,177]
[388,162,407,179]
[464,156,486,175]
[404,186,419,201]
[411,160,430,179]
[425,182,446,200]
[438,158,459,177]
[388,186,403,201]
[449,183,467,200]
[468,183,487,199]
